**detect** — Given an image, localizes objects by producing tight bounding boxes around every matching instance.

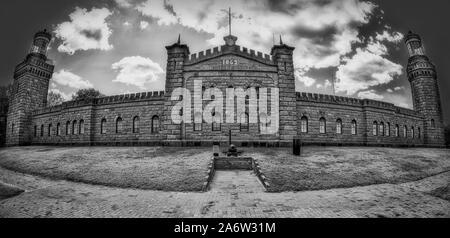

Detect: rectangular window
[379,124,384,136]
[336,120,342,134]
[212,122,221,132]
[319,119,326,134]
[301,117,308,133]
[351,121,357,135]
[194,123,202,131]
[386,123,390,137]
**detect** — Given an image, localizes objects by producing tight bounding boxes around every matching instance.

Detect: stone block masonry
[4,31,446,147]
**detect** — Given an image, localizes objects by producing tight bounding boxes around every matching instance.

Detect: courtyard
[0,146,449,218]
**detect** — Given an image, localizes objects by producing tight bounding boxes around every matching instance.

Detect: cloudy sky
[0,0,449,124]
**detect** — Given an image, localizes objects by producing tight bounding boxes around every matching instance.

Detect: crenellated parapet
[95,91,165,105]
[296,92,421,117]
[395,107,420,117]
[185,45,274,66]
[33,91,165,116]
[296,92,363,107]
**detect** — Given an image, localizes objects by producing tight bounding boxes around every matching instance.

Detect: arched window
[212,112,221,132]
[116,117,123,134]
[430,119,435,128]
[373,121,378,136]
[240,113,249,132]
[151,115,160,134]
[194,112,202,131]
[34,125,37,137]
[66,121,70,135]
[79,120,85,135]
[56,123,60,136]
[395,124,399,137]
[300,116,308,133]
[133,116,140,133]
[403,125,407,138]
[41,124,44,137]
[319,117,326,134]
[101,118,107,134]
[72,120,77,135]
[336,119,342,134]
[386,123,391,137]
[411,127,415,138]
[379,122,385,136]
[351,120,357,135]
[48,124,52,136]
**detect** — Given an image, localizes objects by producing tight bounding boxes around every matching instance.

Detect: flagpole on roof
[229,7,232,36]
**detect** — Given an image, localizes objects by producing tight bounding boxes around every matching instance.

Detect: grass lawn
[0,146,211,192]
[246,147,450,192]
[429,185,450,201]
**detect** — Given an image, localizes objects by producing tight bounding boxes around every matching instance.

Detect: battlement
[296,92,363,106]
[395,107,420,117]
[96,91,165,105]
[185,45,274,65]
[33,91,165,116]
[296,92,421,117]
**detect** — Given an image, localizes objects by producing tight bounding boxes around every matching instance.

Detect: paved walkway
[0,167,449,218]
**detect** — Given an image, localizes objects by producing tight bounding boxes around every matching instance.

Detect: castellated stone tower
[162,36,190,143]
[405,31,445,146]
[6,30,54,146]
[271,37,296,145]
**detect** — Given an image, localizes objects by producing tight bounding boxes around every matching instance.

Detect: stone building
[0,86,9,146]
[3,30,446,147]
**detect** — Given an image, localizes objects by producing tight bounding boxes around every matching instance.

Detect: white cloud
[52,70,93,89]
[49,87,71,101]
[295,70,316,87]
[136,0,178,26]
[316,80,332,89]
[357,90,384,101]
[376,30,404,43]
[134,0,376,70]
[124,21,131,26]
[140,21,149,30]
[112,56,165,89]
[115,0,132,8]
[387,88,393,93]
[336,48,403,95]
[366,39,388,56]
[394,86,404,91]
[54,7,113,55]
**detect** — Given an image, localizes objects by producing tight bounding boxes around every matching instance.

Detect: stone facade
[0,88,8,146]
[5,30,53,146]
[405,31,445,146]
[4,31,446,147]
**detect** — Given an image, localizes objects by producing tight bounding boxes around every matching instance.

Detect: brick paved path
[0,167,449,218]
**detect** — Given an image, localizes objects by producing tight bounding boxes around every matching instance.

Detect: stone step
[209,171,265,193]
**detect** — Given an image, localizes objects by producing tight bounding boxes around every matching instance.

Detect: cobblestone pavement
[0,167,449,218]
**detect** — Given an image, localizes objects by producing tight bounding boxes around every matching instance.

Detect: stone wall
[6,54,53,145]
[0,97,8,146]
[10,34,442,148]
[296,92,424,146]
[31,92,164,145]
